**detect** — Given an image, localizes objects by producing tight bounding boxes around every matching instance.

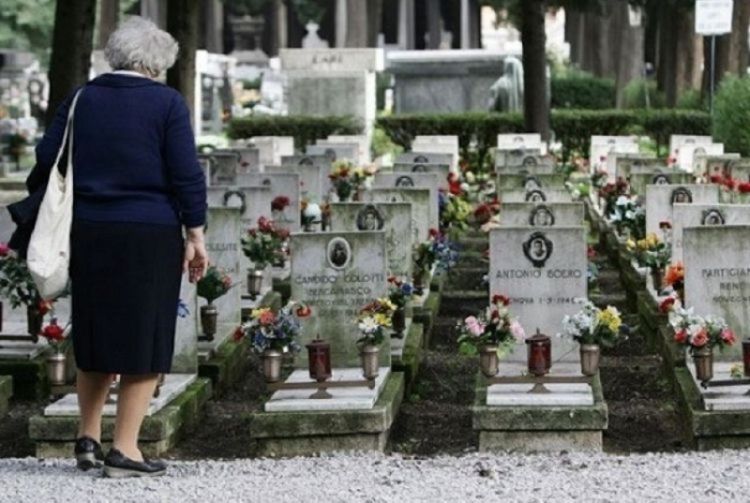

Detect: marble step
[445,267,487,291]
[456,251,488,268]
[438,290,487,317]
[589,292,629,311]
[457,237,489,253]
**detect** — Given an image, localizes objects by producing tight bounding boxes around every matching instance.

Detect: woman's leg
[112,374,159,461]
[76,370,115,441]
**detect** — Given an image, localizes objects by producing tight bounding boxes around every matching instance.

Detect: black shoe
[103,449,167,478]
[74,436,104,471]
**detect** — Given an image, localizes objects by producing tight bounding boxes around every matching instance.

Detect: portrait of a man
[522,156,538,167]
[671,187,693,205]
[222,190,246,214]
[327,237,351,270]
[652,174,670,185]
[356,205,385,231]
[524,175,542,191]
[526,190,547,203]
[529,205,555,227]
[701,209,725,226]
[522,232,553,268]
[414,155,429,163]
[395,176,415,188]
[412,164,428,173]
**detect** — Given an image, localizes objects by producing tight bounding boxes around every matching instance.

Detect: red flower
[474,204,492,224]
[691,329,709,348]
[449,180,462,196]
[721,328,736,345]
[276,228,290,240]
[272,196,291,211]
[738,182,750,194]
[0,243,9,257]
[258,216,274,233]
[42,320,64,342]
[492,294,510,306]
[659,221,672,230]
[428,228,440,239]
[659,296,676,314]
[232,326,244,342]
[674,329,688,344]
[38,300,53,316]
[259,310,276,325]
[388,276,399,285]
[587,246,596,259]
[295,304,312,318]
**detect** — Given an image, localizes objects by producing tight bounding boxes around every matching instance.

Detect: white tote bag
[27,90,83,300]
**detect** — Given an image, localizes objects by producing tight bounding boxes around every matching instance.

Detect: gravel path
[0,450,746,502]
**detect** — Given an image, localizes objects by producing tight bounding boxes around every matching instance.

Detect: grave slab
[645,184,720,234]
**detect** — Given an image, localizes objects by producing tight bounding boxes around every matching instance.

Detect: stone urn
[27,305,43,342]
[247,268,264,299]
[360,344,380,380]
[200,304,218,342]
[46,352,66,386]
[580,344,601,376]
[692,345,713,384]
[479,345,499,378]
[262,348,283,383]
[336,184,353,202]
[391,307,406,338]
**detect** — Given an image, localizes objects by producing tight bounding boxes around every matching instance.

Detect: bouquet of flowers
[271,196,291,212]
[457,294,526,355]
[40,318,70,354]
[301,199,322,228]
[628,233,671,271]
[561,300,623,348]
[233,302,311,354]
[440,194,473,231]
[668,306,736,354]
[241,217,288,268]
[329,161,372,201]
[599,177,630,216]
[664,262,685,290]
[387,276,414,309]
[413,229,459,276]
[608,195,645,240]
[0,245,46,308]
[197,266,234,305]
[356,298,396,347]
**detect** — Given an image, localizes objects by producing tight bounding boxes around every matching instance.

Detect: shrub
[227,115,362,149]
[676,89,706,111]
[713,76,750,156]
[551,73,615,109]
[622,78,666,109]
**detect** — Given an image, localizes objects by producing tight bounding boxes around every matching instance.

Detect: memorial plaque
[589,136,639,172]
[306,144,359,162]
[645,184,720,234]
[498,202,585,227]
[366,188,433,242]
[494,148,545,172]
[199,152,241,185]
[684,225,750,360]
[672,204,750,262]
[669,135,713,158]
[237,172,302,231]
[290,231,388,368]
[330,202,413,278]
[611,154,662,182]
[677,143,724,173]
[489,226,587,362]
[497,133,543,150]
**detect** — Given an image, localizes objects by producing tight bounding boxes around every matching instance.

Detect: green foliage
[222,0,271,16]
[713,77,750,156]
[377,109,711,164]
[289,0,326,24]
[371,125,403,159]
[196,266,233,304]
[0,0,56,63]
[676,89,706,111]
[551,72,615,109]
[622,78,666,109]
[227,115,362,150]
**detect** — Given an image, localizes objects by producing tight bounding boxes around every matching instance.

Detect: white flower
[358,316,379,334]
[303,203,322,220]
[615,196,630,207]
[465,172,476,183]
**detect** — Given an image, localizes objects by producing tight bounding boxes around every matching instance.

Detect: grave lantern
[306,337,332,382]
[526,329,551,377]
[743,341,750,377]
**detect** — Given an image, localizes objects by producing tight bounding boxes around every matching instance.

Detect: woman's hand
[183,227,209,283]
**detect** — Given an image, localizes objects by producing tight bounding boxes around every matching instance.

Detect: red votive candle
[306,338,332,382]
[526,330,552,377]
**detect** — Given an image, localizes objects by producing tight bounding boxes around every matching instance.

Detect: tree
[0,0,56,65]
[521,0,549,139]
[45,0,96,126]
[166,0,200,123]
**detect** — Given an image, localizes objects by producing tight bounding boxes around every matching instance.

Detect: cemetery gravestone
[669,135,713,159]
[696,154,741,179]
[589,136,639,172]
[238,173,301,231]
[326,135,371,163]
[249,136,295,168]
[644,184,720,234]
[366,188,434,242]
[500,188,573,204]
[677,143,724,173]
[206,186,273,229]
[306,144,359,163]
[268,164,330,203]
[489,226,587,362]
[497,133,543,151]
[498,203,585,227]
[496,174,567,193]
[394,152,453,167]
[629,172,694,197]
[393,162,450,190]
[610,154,662,181]
[330,202,413,278]
[672,204,750,262]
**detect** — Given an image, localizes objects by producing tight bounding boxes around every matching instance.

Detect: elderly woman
[28,17,208,477]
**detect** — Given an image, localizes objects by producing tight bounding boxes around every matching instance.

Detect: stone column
[335,0,347,47]
[460,0,470,48]
[346,0,369,47]
[98,0,119,49]
[398,0,415,49]
[426,0,441,49]
[204,0,224,53]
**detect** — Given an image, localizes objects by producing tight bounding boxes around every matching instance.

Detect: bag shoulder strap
[50,89,84,177]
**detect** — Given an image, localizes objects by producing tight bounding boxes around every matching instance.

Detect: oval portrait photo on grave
[529,205,555,227]
[522,155,538,167]
[356,204,384,231]
[670,187,693,204]
[299,156,314,166]
[522,231,553,268]
[324,148,337,161]
[652,174,670,185]
[395,175,415,188]
[525,189,547,203]
[701,208,726,226]
[222,189,246,214]
[411,164,428,173]
[326,237,352,270]
[413,155,429,163]
[523,175,542,191]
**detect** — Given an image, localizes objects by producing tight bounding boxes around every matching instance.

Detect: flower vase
[675,283,685,305]
[247,268,264,299]
[262,348,283,383]
[479,345,499,378]
[692,346,714,384]
[651,268,664,292]
[306,338,332,382]
[360,344,380,380]
[336,185,352,202]
[200,304,218,342]
[27,305,42,342]
[413,272,425,296]
[743,340,750,377]
[46,352,66,386]
[391,307,406,338]
[580,344,601,376]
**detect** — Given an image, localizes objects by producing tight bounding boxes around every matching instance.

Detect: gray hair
[104,16,179,75]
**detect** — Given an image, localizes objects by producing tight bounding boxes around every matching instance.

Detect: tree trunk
[46,0,97,126]
[166,0,200,124]
[98,0,120,49]
[521,0,549,140]
[656,1,678,105]
[367,0,384,47]
[344,0,368,47]
[674,10,703,100]
[565,8,584,68]
[727,0,750,76]
[614,2,644,108]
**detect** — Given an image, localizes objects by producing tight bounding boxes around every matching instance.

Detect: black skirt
[71,220,183,374]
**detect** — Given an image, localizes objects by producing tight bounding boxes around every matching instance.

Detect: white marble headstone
[645,184,719,234]
[366,188,434,242]
[672,204,750,262]
[500,188,573,204]
[237,172,301,231]
[498,202,584,227]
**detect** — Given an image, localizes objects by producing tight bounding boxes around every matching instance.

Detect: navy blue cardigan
[27,73,207,228]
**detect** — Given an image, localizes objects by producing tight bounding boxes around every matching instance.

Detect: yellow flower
[378,298,396,312]
[626,239,636,250]
[251,307,271,319]
[374,313,392,328]
[597,306,621,333]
